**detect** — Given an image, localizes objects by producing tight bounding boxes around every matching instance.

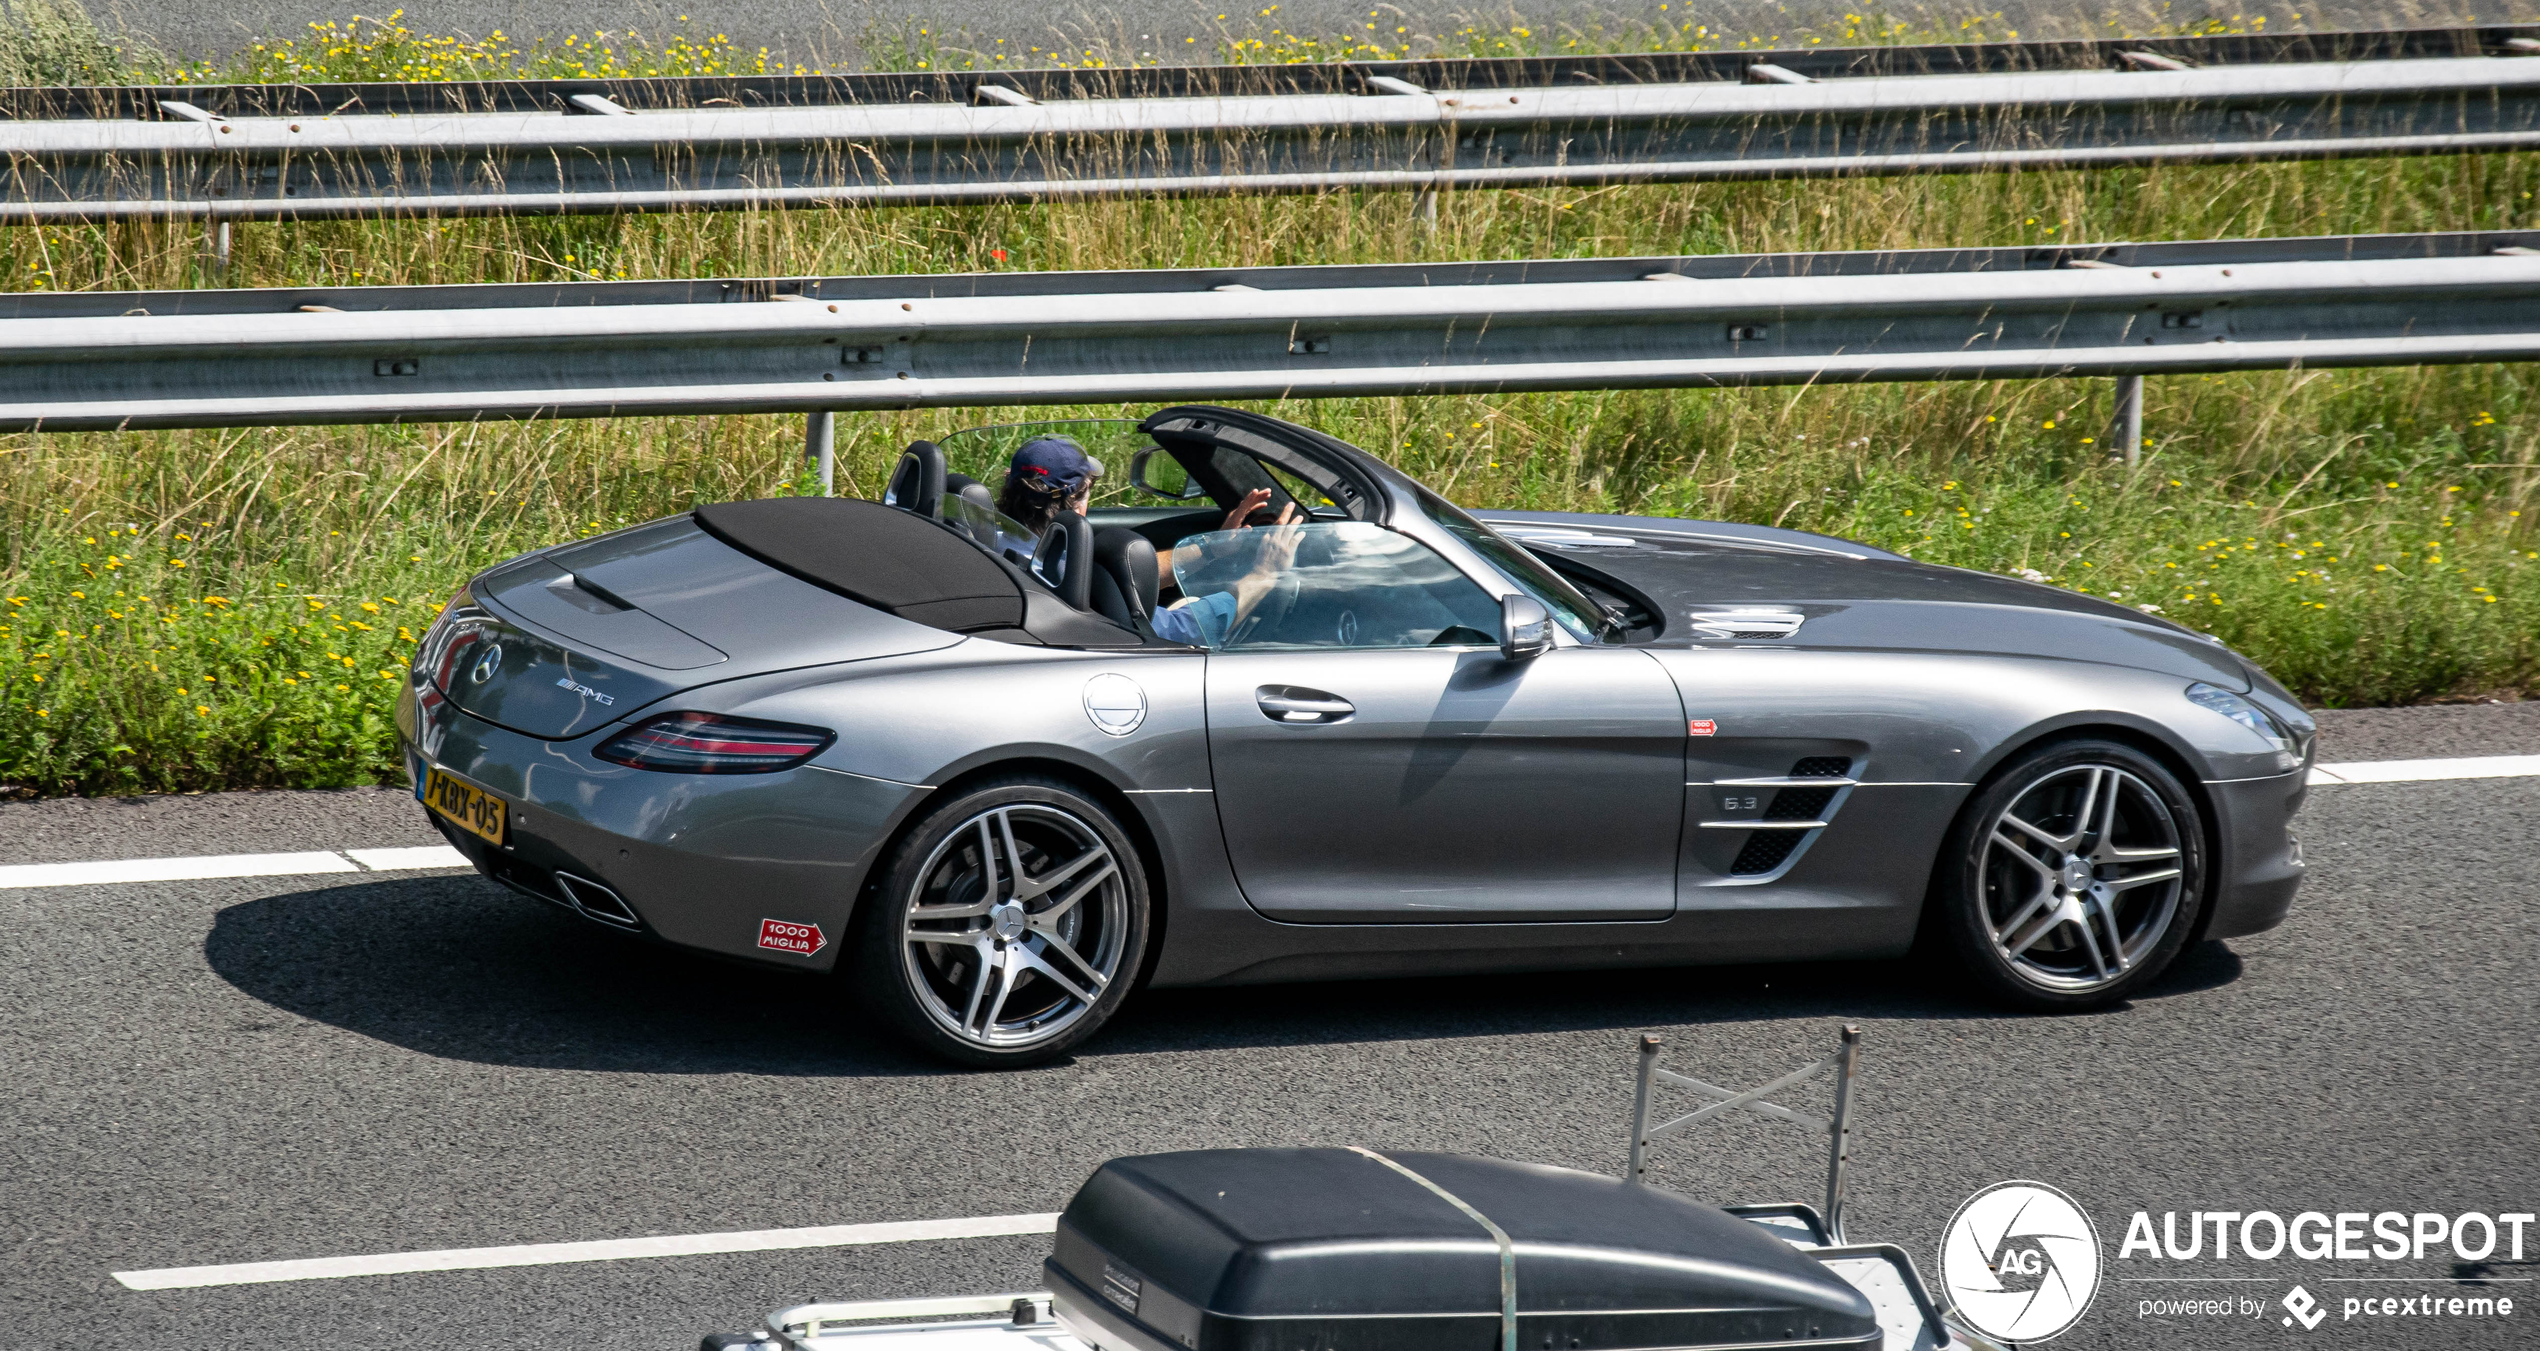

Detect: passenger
[996,436,1101,537]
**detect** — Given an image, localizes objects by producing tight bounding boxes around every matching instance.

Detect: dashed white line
[2306,753,2540,786]
[3,754,2533,891]
[0,845,468,890]
[111,1212,1062,1290]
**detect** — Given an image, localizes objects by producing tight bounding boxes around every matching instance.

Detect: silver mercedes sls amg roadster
[400,405,2313,1065]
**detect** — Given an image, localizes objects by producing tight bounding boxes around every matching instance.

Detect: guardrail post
[2111,374,2144,466]
[1822,1025,1860,1242]
[1626,1034,1661,1182]
[1413,188,1439,231]
[204,221,230,276]
[805,410,835,496]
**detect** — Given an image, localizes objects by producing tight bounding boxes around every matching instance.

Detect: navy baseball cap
[1008,436,1097,496]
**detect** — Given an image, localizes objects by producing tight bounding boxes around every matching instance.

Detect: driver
[996,436,1101,537]
[1151,490,1302,647]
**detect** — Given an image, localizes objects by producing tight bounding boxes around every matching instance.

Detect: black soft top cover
[692,497,1024,633]
[1046,1149,1879,1351]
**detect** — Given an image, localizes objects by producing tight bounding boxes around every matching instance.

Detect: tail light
[594,712,834,774]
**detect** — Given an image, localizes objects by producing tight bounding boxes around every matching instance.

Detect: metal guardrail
[3,27,2538,221]
[2,229,2533,437]
[9,24,2534,119]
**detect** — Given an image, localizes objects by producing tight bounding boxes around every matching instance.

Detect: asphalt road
[97,0,2491,74]
[3,701,2536,1351]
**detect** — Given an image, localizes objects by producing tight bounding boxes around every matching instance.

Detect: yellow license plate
[422,767,508,846]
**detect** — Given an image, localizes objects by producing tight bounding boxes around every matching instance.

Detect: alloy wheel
[899,803,1129,1051]
[1976,763,2187,993]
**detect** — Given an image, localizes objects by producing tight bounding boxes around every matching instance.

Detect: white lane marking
[112,1212,1062,1290]
[0,845,468,890]
[0,850,359,889]
[6,751,2536,891]
[343,845,472,871]
[2309,754,2540,786]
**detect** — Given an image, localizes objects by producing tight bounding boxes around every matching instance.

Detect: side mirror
[1129,446,1207,501]
[1500,594,1554,661]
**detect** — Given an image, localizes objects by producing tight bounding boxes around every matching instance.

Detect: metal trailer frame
[1629,1027,1862,1241]
[3,25,2539,223]
[4,229,2536,467]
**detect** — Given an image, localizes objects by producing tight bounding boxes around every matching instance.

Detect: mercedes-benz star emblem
[469,643,504,685]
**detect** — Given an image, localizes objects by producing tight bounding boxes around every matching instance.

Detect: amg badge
[554,675,616,705]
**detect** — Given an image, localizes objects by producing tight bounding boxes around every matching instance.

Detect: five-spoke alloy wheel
[1933,739,2206,1010]
[855,778,1148,1066]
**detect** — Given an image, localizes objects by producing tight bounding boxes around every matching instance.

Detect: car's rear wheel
[1933,739,2206,1011]
[854,778,1148,1067]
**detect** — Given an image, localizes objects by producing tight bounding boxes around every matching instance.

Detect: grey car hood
[1496,513,2252,691]
[453,516,963,739]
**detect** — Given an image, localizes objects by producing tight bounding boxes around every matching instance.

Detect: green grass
[1,7,2537,795]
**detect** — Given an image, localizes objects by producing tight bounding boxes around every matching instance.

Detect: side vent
[1731,832,1804,875]
[1763,786,1837,821]
[1726,757,1858,876]
[1688,608,1804,641]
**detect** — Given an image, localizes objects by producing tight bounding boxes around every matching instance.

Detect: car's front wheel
[853,778,1148,1067]
[1932,739,2206,1011]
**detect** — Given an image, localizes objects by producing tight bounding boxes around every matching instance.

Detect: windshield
[1409,487,1615,642]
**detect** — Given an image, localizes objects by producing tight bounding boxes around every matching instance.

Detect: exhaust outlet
[554,872,640,927]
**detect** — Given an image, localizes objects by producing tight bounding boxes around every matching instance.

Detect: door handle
[1256,686,1354,724]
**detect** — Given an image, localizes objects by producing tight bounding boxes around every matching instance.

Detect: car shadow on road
[205,874,2247,1075]
[203,875,952,1078]
[1095,937,2247,1057]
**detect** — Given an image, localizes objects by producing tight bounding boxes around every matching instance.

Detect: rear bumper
[400,676,922,974]
[2200,768,2309,941]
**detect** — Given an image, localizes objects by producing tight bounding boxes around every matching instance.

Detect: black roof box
[1046,1148,1880,1351]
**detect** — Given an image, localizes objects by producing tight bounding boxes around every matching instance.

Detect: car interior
[865,406,1664,649]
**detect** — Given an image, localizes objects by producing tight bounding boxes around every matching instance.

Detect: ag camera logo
[1940,1181,2103,1342]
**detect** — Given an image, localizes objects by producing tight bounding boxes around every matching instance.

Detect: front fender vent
[1687,608,1803,641]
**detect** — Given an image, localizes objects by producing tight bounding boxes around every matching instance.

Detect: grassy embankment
[0,8,2535,795]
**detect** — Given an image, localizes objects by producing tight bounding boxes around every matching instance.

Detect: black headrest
[1091,527,1159,624]
[694,496,1023,633]
[1034,511,1094,611]
[944,471,996,511]
[885,441,947,519]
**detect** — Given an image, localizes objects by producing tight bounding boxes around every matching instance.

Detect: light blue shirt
[1151,590,1240,648]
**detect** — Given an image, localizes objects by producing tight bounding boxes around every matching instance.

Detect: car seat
[1089,528,1160,634]
[884,441,947,518]
[944,471,996,513]
[1034,511,1095,610]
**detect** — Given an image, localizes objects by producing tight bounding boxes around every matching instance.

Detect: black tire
[1932,738,2206,1011]
[852,777,1149,1067]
